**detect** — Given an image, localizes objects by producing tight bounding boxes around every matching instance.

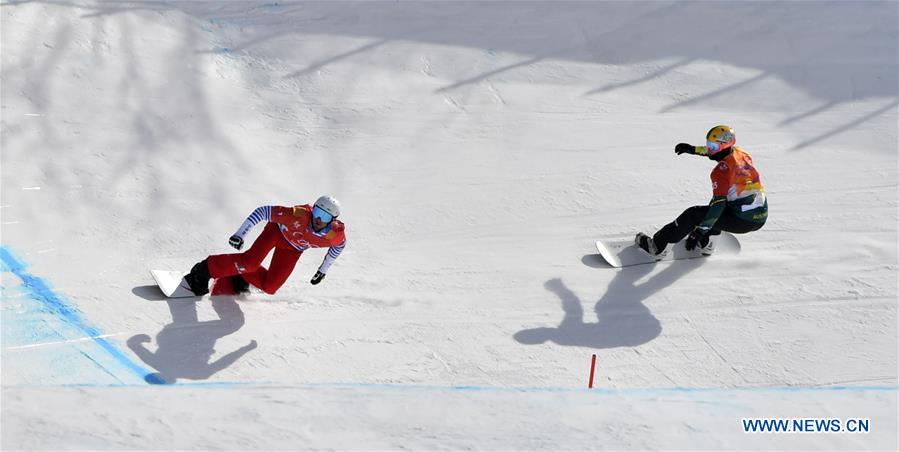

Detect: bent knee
[260,285,281,295]
[235,259,264,274]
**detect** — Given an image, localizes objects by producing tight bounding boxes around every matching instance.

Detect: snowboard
[149,270,243,298]
[149,270,197,298]
[595,232,741,268]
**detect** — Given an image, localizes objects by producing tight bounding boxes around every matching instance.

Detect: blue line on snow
[0,246,164,385]
[292,382,899,395]
[54,381,899,394]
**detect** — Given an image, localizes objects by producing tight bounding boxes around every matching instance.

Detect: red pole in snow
[588,354,597,388]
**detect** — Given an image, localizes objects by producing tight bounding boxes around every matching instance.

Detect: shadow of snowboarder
[515,260,703,348]
[128,298,256,384]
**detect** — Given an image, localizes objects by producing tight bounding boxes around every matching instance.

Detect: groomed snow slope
[1,1,897,449]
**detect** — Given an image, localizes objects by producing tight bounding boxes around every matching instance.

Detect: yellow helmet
[706,125,736,153]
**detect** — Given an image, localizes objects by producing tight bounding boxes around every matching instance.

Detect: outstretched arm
[229,206,273,250]
[675,143,713,158]
[310,240,346,285]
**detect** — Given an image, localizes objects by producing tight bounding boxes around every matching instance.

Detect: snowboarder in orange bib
[636,125,767,259]
[185,195,346,296]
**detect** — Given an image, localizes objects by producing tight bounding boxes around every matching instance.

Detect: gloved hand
[310,271,325,285]
[228,235,244,250]
[685,228,709,251]
[675,143,695,155]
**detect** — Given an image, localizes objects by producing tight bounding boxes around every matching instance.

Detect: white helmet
[313,195,341,218]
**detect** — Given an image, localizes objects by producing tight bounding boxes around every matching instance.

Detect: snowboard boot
[185,258,211,296]
[635,233,665,261]
[230,275,250,294]
[699,237,715,256]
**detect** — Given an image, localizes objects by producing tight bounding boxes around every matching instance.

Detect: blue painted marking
[298,382,899,395]
[55,380,899,394]
[0,246,164,385]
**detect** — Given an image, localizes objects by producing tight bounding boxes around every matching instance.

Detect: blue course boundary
[0,246,164,385]
[43,381,899,394]
[3,246,897,393]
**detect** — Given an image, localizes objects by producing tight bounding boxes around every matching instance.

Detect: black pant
[652,205,764,249]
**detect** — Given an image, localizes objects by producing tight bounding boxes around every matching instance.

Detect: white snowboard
[596,232,741,268]
[149,269,197,298]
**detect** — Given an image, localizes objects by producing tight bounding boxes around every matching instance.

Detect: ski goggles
[706,140,723,152]
[312,206,334,224]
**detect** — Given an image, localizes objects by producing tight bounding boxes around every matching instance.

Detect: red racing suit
[207,205,346,294]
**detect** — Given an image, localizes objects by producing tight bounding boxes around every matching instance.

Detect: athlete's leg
[242,247,302,295]
[206,223,282,278]
[652,205,707,251]
[711,213,765,235]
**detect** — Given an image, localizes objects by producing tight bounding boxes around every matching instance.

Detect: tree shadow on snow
[15,1,895,153]
[514,259,703,349]
[127,297,256,385]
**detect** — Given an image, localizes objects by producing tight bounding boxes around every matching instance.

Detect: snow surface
[1,0,897,449]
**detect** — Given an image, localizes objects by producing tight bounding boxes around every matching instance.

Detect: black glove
[228,235,244,250]
[310,271,325,285]
[685,228,709,251]
[675,143,695,155]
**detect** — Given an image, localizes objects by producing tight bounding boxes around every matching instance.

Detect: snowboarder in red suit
[636,125,767,258]
[185,195,346,296]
